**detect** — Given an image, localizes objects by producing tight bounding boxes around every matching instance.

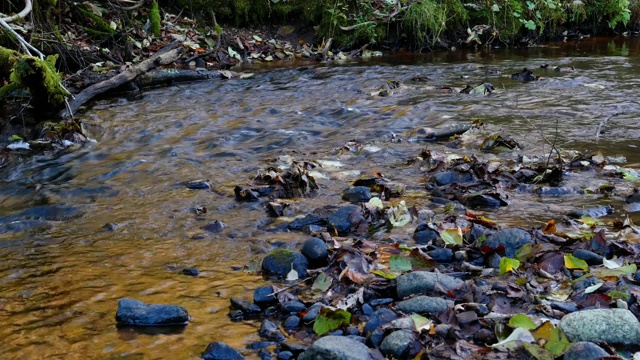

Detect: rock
[369,298,394,307]
[550,301,579,313]
[396,271,463,299]
[202,220,226,233]
[567,205,612,219]
[485,253,502,268]
[474,328,497,344]
[259,319,286,342]
[298,336,373,360]
[571,276,602,292]
[182,268,200,276]
[300,237,328,268]
[327,205,359,235]
[288,214,326,231]
[427,248,454,262]
[395,296,448,314]
[284,315,300,329]
[282,300,306,313]
[380,330,421,360]
[484,228,533,257]
[261,249,309,278]
[202,342,245,360]
[230,297,261,314]
[278,351,294,360]
[572,249,603,266]
[363,308,398,335]
[431,171,474,186]
[559,308,640,344]
[115,298,189,326]
[302,303,323,322]
[280,341,307,354]
[412,223,439,245]
[362,304,374,315]
[0,220,51,234]
[563,341,609,360]
[342,186,372,203]
[253,286,276,307]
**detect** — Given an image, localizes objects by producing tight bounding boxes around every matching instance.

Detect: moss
[150,0,162,36]
[607,289,631,302]
[270,249,295,260]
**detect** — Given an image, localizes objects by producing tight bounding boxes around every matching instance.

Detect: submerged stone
[115,298,189,326]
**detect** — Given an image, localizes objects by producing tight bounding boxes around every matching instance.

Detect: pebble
[253,286,276,307]
[300,237,328,268]
[284,315,300,329]
[563,341,609,360]
[230,297,261,315]
[259,320,286,342]
[396,271,463,299]
[282,300,306,313]
[572,249,603,265]
[342,186,372,203]
[363,308,398,335]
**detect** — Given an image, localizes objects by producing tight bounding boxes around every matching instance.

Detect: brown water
[1,37,640,359]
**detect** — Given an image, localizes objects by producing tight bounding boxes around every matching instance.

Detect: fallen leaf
[390,255,413,272]
[508,314,537,330]
[311,272,332,292]
[530,321,571,357]
[313,308,351,335]
[499,257,521,275]
[440,227,464,245]
[564,254,589,272]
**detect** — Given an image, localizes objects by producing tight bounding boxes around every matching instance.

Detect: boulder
[559,308,640,344]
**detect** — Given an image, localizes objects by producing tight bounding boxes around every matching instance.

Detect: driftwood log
[59,42,184,119]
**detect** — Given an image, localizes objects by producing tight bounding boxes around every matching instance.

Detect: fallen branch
[1,0,32,23]
[60,42,184,118]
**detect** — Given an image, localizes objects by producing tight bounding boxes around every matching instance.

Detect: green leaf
[491,4,500,12]
[499,257,521,275]
[390,255,412,272]
[564,254,589,272]
[410,313,432,331]
[515,243,539,262]
[311,272,332,292]
[387,200,411,227]
[313,308,351,335]
[591,263,636,279]
[531,321,571,357]
[10,134,23,141]
[508,314,537,330]
[522,342,555,360]
[440,227,463,245]
[370,270,398,279]
[524,20,536,30]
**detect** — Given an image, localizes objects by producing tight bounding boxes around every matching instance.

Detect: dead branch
[1,0,32,23]
[60,42,184,119]
[108,0,145,11]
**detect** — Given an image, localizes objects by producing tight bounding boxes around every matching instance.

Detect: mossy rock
[261,249,308,278]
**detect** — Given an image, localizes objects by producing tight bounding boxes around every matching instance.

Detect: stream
[1,37,640,359]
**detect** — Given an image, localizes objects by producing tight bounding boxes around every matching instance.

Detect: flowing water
[1,37,640,359]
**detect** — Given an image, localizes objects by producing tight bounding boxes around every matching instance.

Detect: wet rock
[485,253,502,268]
[550,301,579,313]
[0,220,51,234]
[342,186,372,203]
[474,328,497,344]
[369,298,394,307]
[259,319,286,342]
[362,303,374,315]
[567,205,612,219]
[202,342,245,360]
[380,329,421,360]
[427,248,454,263]
[396,271,464,299]
[254,286,276,307]
[182,268,199,276]
[431,171,474,186]
[280,341,307,354]
[511,68,538,82]
[302,303,323,322]
[395,296,448,314]
[484,228,533,257]
[363,308,398,335]
[626,190,640,204]
[115,298,189,326]
[572,249,603,266]
[247,341,276,350]
[412,223,439,245]
[327,205,359,235]
[287,214,325,231]
[345,326,361,336]
[572,276,602,292]
[186,179,212,190]
[7,204,84,221]
[202,220,226,233]
[282,300,306,313]
[261,249,309,278]
[563,341,609,360]
[300,237,328,268]
[559,308,640,344]
[284,315,300,329]
[298,335,373,360]
[277,351,294,360]
[230,297,261,315]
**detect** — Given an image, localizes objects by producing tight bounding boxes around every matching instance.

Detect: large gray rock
[115,298,189,326]
[395,296,448,314]
[298,336,372,360]
[380,330,421,360]
[563,342,608,360]
[484,228,533,257]
[559,308,640,344]
[396,271,463,299]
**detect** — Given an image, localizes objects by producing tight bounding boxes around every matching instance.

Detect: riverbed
[1,37,640,359]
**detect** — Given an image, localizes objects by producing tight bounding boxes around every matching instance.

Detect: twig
[595,112,621,140]
[267,277,312,297]
[108,0,145,11]
[0,17,44,59]
[322,38,333,61]
[339,21,377,31]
